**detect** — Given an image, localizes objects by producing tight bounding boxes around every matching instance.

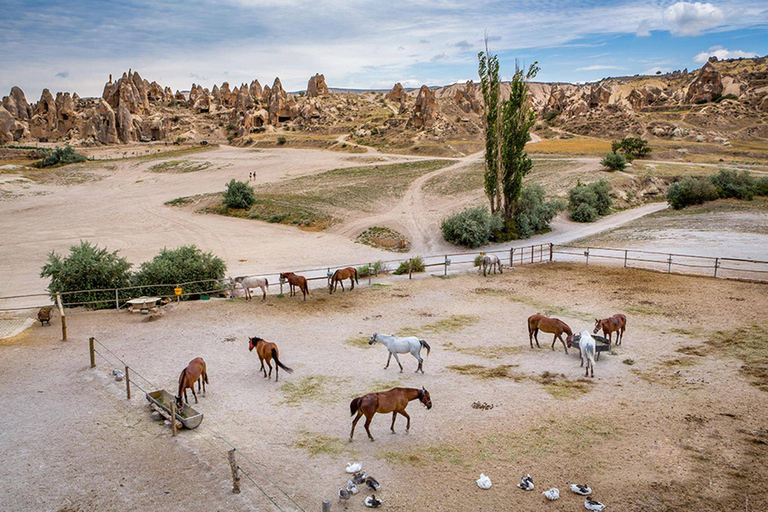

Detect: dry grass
[344,335,373,349]
[707,325,768,392]
[293,431,350,457]
[378,444,465,467]
[537,371,594,400]
[446,364,523,380]
[443,342,526,359]
[148,160,213,173]
[280,376,342,406]
[398,314,480,337]
[505,293,594,322]
[527,137,612,155]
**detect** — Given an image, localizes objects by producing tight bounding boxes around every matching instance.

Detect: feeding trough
[569,333,611,360]
[126,297,160,314]
[146,389,204,429]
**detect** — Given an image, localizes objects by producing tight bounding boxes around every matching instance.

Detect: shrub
[441,206,503,248]
[223,179,255,209]
[666,177,718,209]
[134,245,227,298]
[610,137,651,160]
[357,260,389,278]
[277,136,287,145]
[473,254,483,267]
[393,257,425,275]
[543,109,560,122]
[600,151,627,171]
[756,177,768,197]
[513,183,564,238]
[711,169,755,200]
[34,145,87,168]
[40,241,132,309]
[568,179,612,222]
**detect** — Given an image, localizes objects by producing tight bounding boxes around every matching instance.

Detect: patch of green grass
[398,314,480,337]
[165,196,193,206]
[444,342,526,359]
[293,431,350,457]
[356,226,410,252]
[369,283,392,290]
[280,376,341,406]
[149,160,213,173]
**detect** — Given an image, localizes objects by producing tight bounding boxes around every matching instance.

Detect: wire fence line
[89,337,305,512]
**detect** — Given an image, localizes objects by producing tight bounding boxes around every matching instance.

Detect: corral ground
[2,263,767,511]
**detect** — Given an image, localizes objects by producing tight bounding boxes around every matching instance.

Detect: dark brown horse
[349,387,432,441]
[280,272,310,301]
[176,357,208,407]
[329,267,358,294]
[527,314,573,353]
[594,314,627,346]
[248,336,293,381]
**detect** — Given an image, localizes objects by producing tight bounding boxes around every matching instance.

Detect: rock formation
[386,83,407,103]
[409,85,438,129]
[306,74,328,98]
[249,80,262,102]
[2,86,33,120]
[685,61,723,104]
[454,81,482,114]
[268,78,292,124]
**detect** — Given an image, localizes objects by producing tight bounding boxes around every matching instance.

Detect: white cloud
[663,2,726,36]
[693,47,759,62]
[636,19,652,37]
[575,65,627,72]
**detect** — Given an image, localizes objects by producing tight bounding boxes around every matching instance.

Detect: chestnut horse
[280,272,310,301]
[329,267,358,294]
[527,314,573,354]
[176,357,208,407]
[349,387,432,441]
[249,337,293,381]
[594,314,627,346]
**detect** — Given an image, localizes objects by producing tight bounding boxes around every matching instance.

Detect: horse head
[593,318,602,334]
[248,337,263,352]
[419,387,432,409]
[566,334,574,348]
[175,395,183,409]
[368,333,378,345]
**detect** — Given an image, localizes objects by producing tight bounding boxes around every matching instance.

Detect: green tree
[568,179,613,222]
[513,183,564,238]
[134,245,227,298]
[610,137,651,161]
[40,241,132,309]
[441,206,503,248]
[600,151,627,171]
[223,179,255,209]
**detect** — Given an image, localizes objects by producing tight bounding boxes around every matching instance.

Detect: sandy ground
[2,263,768,511]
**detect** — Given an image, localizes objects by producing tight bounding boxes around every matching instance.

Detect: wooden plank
[150,402,182,429]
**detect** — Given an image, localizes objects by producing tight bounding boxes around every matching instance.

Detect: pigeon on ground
[585,497,606,511]
[338,487,351,507]
[517,474,534,491]
[346,480,359,495]
[365,476,381,491]
[365,495,383,508]
[543,488,560,501]
[352,471,367,485]
[476,473,492,489]
[345,462,362,473]
[570,484,592,496]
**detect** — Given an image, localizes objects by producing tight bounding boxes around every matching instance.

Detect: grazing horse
[176,357,208,408]
[594,314,627,346]
[248,337,293,381]
[280,272,310,301]
[231,276,269,301]
[480,254,503,276]
[329,267,358,294]
[578,330,597,378]
[369,333,431,373]
[349,387,432,441]
[527,314,574,354]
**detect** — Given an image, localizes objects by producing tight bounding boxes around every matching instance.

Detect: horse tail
[305,279,310,296]
[350,396,363,417]
[265,278,269,291]
[204,368,209,384]
[420,339,431,356]
[271,348,293,374]
[354,267,359,285]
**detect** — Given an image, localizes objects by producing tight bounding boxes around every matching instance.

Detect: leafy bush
[513,183,564,238]
[756,176,768,197]
[357,260,389,277]
[40,241,132,309]
[666,177,719,209]
[34,145,87,168]
[611,137,651,160]
[441,206,503,248]
[600,151,627,171]
[473,254,484,267]
[393,257,425,275]
[277,136,287,145]
[223,179,255,209]
[568,179,612,222]
[711,169,755,200]
[543,109,560,122]
[134,245,227,298]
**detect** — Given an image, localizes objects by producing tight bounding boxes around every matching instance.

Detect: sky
[0,0,766,99]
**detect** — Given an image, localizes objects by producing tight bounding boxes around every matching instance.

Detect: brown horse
[249,337,293,381]
[280,272,310,301]
[594,314,627,346]
[176,357,208,407]
[329,267,358,294]
[527,314,573,353]
[349,387,432,441]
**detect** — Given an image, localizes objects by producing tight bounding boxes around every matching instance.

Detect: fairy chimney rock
[386,83,407,103]
[685,61,723,104]
[409,85,438,129]
[306,74,329,98]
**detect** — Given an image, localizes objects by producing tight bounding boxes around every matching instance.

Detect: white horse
[479,254,503,276]
[230,276,269,301]
[369,333,431,373]
[578,330,596,378]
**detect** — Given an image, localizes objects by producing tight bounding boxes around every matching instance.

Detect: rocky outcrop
[249,80,262,102]
[55,92,77,134]
[82,99,119,144]
[306,74,328,98]
[409,85,438,128]
[759,95,768,113]
[685,61,723,104]
[212,84,220,101]
[193,90,211,113]
[236,84,253,110]
[0,105,28,143]
[386,83,407,103]
[454,80,482,114]
[29,89,58,140]
[268,78,292,124]
[2,86,33,120]
[219,83,233,107]
[589,83,611,108]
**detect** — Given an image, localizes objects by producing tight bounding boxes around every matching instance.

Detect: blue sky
[0,1,766,99]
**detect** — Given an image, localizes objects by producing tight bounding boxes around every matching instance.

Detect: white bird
[585,497,606,511]
[346,480,359,495]
[476,473,492,489]
[345,462,362,473]
[352,471,367,485]
[570,484,592,496]
[517,474,534,491]
[365,495,383,508]
[543,488,560,501]
[365,476,380,491]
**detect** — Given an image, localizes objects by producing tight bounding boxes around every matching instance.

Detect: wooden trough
[569,333,611,360]
[146,389,204,429]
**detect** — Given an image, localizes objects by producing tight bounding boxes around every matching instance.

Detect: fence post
[89,337,95,368]
[584,249,590,266]
[408,259,413,280]
[115,289,120,310]
[624,250,628,268]
[170,400,177,437]
[280,279,284,295]
[56,292,66,341]
[125,365,131,400]
[668,254,672,273]
[228,448,241,494]
[549,243,553,263]
[714,257,719,278]
[327,268,331,286]
[510,247,514,268]
[322,499,331,512]
[444,255,448,276]
[368,263,372,285]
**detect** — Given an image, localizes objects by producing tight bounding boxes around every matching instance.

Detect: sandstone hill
[1,57,766,152]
